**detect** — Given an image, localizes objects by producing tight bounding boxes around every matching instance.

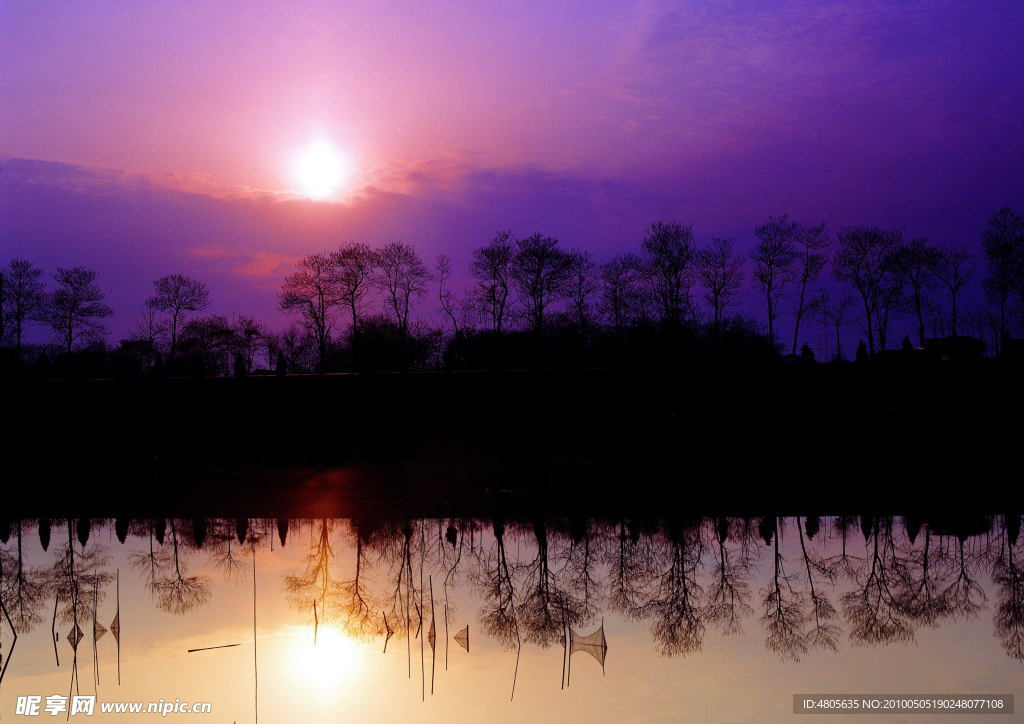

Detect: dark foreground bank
[4,363,1021,516]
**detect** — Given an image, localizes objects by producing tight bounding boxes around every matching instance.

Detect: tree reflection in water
[2,514,1023,671]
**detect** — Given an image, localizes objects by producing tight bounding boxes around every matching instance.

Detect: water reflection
[0,514,1021,719]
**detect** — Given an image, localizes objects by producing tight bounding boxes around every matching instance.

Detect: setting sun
[293,140,352,200]
[290,626,363,692]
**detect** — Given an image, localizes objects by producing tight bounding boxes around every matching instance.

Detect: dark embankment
[4,362,1021,516]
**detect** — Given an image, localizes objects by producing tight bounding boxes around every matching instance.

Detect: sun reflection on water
[289,626,363,693]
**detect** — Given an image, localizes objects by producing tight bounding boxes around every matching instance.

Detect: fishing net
[569,622,607,669]
[67,624,84,650]
[382,612,394,653]
[454,626,469,652]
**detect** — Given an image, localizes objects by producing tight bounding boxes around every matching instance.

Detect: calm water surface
[1,515,1021,722]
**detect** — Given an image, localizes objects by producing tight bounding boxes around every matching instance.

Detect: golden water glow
[290,626,362,692]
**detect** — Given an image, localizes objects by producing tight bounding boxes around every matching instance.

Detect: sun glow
[290,626,363,692]
[293,140,353,200]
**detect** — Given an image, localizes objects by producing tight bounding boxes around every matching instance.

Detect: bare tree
[833,226,902,356]
[705,519,752,634]
[0,522,48,632]
[511,234,573,334]
[791,223,829,355]
[471,231,516,333]
[637,530,706,656]
[696,238,743,329]
[816,290,855,361]
[992,535,1024,662]
[599,253,645,334]
[874,273,906,352]
[886,239,941,347]
[280,253,341,368]
[751,215,799,344]
[1,259,46,351]
[928,245,976,337]
[45,266,113,352]
[436,253,460,336]
[151,520,211,614]
[331,242,377,335]
[147,274,210,354]
[641,221,695,325]
[565,250,598,332]
[232,316,265,372]
[981,207,1024,347]
[131,299,169,352]
[375,242,431,337]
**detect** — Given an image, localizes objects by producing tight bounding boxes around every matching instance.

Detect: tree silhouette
[375,242,431,345]
[598,253,645,334]
[641,221,695,325]
[470,231,515,333]
[148,274,210,355]
[841,520,913,646]
[284,519,341,621]
[331,242,377,368]
[796,517,840,652]
[752,216,799,344]
[0,521,48,632]
[477,521,519,649]
[45,266,113,352]
[760,518,808,661]
[833,226,902,356]
[928,245,976,337]
[518,521,578,647]
[511,234,573,334]
[992,533,1024,661]
[604,521,656,618]
[565,251,598,333]
[894,527,952,626]
[981,207,1024,349]
[150,520,210,614]
[280,253,342,369]
[816,290,856,361]
[637,526,706,656]
[47,521,113,626]
[1,259,46,351]
[696,238,743,331]
[941,537,986,618]
[790,223,830,355]
[435,253,461,337]
[887,239,941,347]
[705,518,752,635]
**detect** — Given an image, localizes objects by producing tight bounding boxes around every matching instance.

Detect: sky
[2,0,1024,338]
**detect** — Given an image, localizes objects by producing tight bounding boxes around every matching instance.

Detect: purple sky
[2,0,1023,341]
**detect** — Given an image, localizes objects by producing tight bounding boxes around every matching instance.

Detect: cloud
[2,151,1018,340]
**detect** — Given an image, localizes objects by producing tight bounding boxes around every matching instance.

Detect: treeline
[2,207,1023,377]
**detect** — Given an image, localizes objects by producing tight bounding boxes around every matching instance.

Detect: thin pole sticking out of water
[419,526,425,703]
[188,644,241,653]
[115,570,120,686]
[561,609,567,690]
[51,595,60,667]
[405,546,411,679]
[252,544,258,724]
[429,576,436,696]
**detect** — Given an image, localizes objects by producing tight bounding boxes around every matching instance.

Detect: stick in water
[187,644,241,653]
